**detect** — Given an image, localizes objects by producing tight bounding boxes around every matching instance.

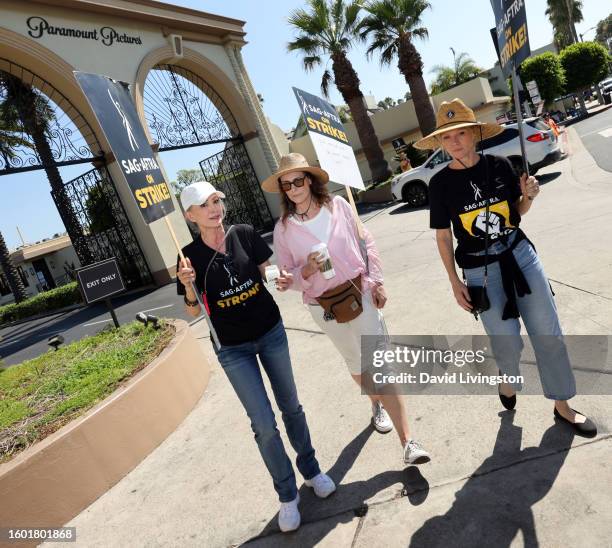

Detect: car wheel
[402,181,428,207]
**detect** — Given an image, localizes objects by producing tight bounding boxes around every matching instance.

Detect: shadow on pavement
[408,411,575,547]
[537,171,562,186]
[244,425,430,546]
[389,204,429,216]
[356,201,396,217]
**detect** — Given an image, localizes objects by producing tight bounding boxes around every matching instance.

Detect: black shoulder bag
[465,149,491,321]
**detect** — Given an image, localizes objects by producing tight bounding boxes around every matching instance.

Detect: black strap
[458,135,489,285]
[203,225,234,301]
[482,143,490,285]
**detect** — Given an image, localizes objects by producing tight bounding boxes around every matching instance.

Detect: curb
[0,319,210,546]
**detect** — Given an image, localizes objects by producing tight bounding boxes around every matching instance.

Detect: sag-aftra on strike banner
[74,72,174,224]
[491,0,531,77]
[293,87,364,190]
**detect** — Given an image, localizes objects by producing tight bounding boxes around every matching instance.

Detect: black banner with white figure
[490,0,531,78]
[74,72,174,223]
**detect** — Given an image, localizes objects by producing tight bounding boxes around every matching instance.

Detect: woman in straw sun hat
[418,98,596,437]
[262,152,431,467]
[176,181,335,533]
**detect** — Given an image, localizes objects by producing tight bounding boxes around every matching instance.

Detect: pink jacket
[273,196,384,304]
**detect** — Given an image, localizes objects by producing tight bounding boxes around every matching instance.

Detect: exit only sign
[76,258,125,304]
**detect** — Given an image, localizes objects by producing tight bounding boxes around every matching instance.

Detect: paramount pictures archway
[143,64,274,233]
[0,59,152,289]
[2,1,283,286]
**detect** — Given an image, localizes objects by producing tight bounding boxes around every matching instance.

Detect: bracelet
[184,295,199,307]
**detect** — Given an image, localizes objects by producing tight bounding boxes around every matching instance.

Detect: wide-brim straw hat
[414,98,504,150]
[261,152,329,193]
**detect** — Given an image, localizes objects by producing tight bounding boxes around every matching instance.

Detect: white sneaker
[403,439,431,465]
[278,493,300,532]
[305,473,336,498]
[372,401,393,433]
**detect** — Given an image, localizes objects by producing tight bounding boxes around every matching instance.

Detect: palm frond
[344,1,363,34]
[366,33,396,64]
[287,35,322,55]
[303,55,323,72]
[320,69,333,97]
[288,8,323,35]
[411,27,428,41]
[378,42,398,66]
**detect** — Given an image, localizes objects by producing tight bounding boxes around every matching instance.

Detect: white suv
[391,117,562,206]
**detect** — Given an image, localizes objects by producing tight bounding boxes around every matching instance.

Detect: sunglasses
[279,176,307,192]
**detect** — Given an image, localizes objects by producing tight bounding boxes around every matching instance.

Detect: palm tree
[0,73,93,264]
[287,0,391,183]
[0,105,33,169]
[430,51,482,95]
[546,0,584,49]
[0,231,27,303]
[358,0,436,136]
[0,105,35,303]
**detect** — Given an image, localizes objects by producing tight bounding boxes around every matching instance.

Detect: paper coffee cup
[310,243,335,279]
[265,264,280,283]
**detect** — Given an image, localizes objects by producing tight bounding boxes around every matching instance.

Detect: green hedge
[0,282,83,325]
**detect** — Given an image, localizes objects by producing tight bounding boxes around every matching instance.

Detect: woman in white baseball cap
[176,180,334,533]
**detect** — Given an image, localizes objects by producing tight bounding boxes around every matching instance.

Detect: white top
[290,206,332,244]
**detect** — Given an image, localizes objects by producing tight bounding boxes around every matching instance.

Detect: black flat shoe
[554,407,597,437]
[498,387,516,410]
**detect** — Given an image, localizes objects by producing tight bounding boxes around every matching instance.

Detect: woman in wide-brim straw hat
[263,152,431,466]
[419,98,596,437]
[176,180,336,533]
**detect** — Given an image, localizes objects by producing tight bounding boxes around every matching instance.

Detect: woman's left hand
[520,173,540,200]
[276,269,293,292]
[371,284,387,309]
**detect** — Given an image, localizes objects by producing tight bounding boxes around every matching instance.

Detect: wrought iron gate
[51,167,152,289]
[143,64,274,233]
[1,60,152,290]
[199,143,274,233]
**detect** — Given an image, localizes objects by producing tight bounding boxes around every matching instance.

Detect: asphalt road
[0,284,193,367]
[572,106,612,173]
[0,205,395,368]
[0,146,583,369]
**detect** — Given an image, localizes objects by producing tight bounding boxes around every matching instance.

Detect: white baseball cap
[180,181,225,210]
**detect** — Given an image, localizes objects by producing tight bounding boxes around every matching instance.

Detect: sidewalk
[43,132,612,547]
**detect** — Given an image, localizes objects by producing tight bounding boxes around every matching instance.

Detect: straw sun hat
[414,98,504,150]
[261,152,329,193]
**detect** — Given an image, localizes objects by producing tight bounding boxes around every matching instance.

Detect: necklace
[295,196,314,221]
[202,227,227,253]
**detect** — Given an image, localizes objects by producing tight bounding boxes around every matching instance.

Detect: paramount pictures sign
[27,16,142,46]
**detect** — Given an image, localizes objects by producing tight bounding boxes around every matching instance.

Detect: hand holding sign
[520,173,539,200]
[177,257,196,287]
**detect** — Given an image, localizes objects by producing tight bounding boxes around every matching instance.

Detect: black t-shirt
[429,155,522,256]
[176,224,280,346]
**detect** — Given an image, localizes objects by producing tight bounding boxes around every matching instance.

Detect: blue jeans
[464,238,576,400]
[214,319,320,502]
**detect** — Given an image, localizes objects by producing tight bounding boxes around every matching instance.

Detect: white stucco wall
[1,1,276,281]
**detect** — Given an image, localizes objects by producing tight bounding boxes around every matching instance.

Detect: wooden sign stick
[344,185,365,239]
[163,216,221,350]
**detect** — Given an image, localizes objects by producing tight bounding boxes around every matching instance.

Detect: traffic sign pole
[105,298,120,328]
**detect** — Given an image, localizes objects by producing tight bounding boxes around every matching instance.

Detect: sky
[1,0,610,250]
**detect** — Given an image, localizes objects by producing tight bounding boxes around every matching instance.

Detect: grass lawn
[0,321,175,464]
